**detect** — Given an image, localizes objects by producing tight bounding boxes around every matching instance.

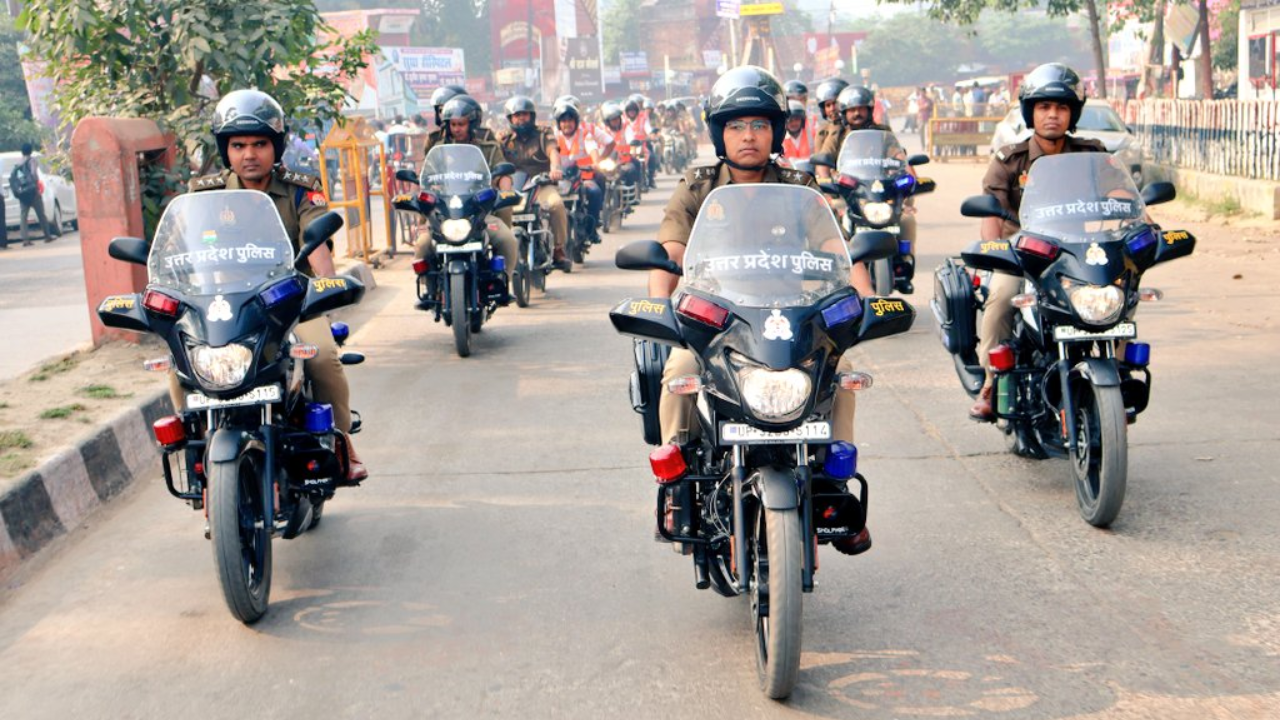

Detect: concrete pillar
[69,118,174,346]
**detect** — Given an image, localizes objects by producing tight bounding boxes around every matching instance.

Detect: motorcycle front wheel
[450,272,472,357]
[751,506,803,700]
[514,238,531,307]
[209,450,272,624]
[1071,379,1128,527]
[871,257,893,296]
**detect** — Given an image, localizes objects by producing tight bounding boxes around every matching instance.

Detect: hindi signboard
[565,38,603,100]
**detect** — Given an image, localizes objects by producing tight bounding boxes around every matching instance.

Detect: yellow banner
[740,2,784,15]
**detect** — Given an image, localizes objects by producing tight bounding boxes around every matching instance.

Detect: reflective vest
[782,127,812,159]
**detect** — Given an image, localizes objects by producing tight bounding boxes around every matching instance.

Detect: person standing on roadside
[10,143,61,246]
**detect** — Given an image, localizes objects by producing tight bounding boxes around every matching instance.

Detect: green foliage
[18,0,378,179]
[603,1,642,65]
[78,384,131,399]
[1213,0,1239,72]
[29,354,80,382]
[0,430,34,452]
[0,14,45,152]
[39,403,87,420]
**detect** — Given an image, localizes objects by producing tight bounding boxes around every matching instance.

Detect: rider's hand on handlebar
[549,167,563,182]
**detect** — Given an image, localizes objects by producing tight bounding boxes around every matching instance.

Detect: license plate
[438,241,483,254]
[720,421,832,445]
[1053,322,1137,342]
[856,225,900,234]
[187,384,281,410]
[512,213,537,223]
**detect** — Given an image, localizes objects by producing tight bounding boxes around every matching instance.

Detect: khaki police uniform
[976,135,1108,382]
[178,167,353,433]
[424,126,497,158]
[500,126,568,253]
[657,161,861,445]
[412,135,518,278]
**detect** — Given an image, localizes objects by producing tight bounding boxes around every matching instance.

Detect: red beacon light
[418,191,438,208]
[152,415,187,447]
[837,174,859,189]
[988,344,1016,373]
[649,444,688,484]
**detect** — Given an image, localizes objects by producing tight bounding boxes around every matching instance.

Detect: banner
[620,51,649,78]
[565,38,603,100]
[385,47,466,97]
[716,0,741,19]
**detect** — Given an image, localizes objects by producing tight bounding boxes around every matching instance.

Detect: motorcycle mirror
[395,169,419,184]
[1140,182,1176,206]
[108,237,149,266]
[492,162,516,177]
[616,240,681,276]
[849,230,898,265]
[297,211,344,269]
[960,194,1012,221]
[907,154,930,167]
[818,182,843,197]
[809,153,836,169]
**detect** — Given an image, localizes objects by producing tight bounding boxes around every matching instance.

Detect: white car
[2,152,79,234]
[989,99,1145,187]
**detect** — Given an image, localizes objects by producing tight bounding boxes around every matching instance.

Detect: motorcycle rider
[812,77,849,164]
[969,63,1109,421]
[553,96,613,244]
[499,95,572,272]
[624,94,657,189]
[413,95,519,304]
[780,99,813,164]
[424,90,495,157]
[187,89,366,484]
[601,101,644,190]
[650,66,874,556]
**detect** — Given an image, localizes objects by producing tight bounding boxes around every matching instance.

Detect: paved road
[1,156,1277,719]
[0,231,92,380]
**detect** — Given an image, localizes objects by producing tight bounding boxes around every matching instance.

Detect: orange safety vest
[627,112,648,142]
[611,127,632,162]
[781,126,812,159]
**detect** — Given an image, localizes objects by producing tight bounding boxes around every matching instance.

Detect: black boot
[893,254,916,295]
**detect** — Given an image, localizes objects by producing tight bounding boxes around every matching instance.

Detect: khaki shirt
[425,126,496,158]
[818,121,893,159]
[430,135,505,169]
[984,135,1107,237]
[188,167,328,275]
[657,162,818,247]
[498,126,555,175]
[814,121,839,157]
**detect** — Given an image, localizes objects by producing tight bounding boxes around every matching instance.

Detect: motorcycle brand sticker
[202,230,218,245]
[207,295,233,323]
[312,278,348,293]
[981,241,1009,253]
[869,298,906,317]
[762,309,794,341]
[626,300,666,316]
[448,195,463,210]
[1085,242,1108,266]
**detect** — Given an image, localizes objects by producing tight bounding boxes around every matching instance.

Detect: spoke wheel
[1071,380,1128,527]
[450,272,472,357]
[750,506,803,700]
[209,451,272,624]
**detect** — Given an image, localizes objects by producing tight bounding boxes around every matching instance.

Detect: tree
[0,13,44,152]
[603,0,642,64]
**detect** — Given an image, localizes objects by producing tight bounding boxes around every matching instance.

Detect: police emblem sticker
[220,207,236,225]
[449,195,464,210]
[207,295,234,323]
[1085,242,1108,266]
[762,309,793,341]
[704,200,725,222]
[870,180,884,194]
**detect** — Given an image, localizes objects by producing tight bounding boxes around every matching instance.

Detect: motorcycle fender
[609,297,685,347]
[206,428,254,463]
[752,466,799,510]
[448,259,470,274]
[1071,358,1122,388]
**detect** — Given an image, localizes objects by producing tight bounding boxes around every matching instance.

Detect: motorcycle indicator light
[837,372,874,391]
[142,356,173,372]
[474,188,497,205]
[821,296,863,328]
[259,278,303,307]
[1016,234,1060,260]
[153,415,186,447]
[837,174,859,189]
[1011,293,1037,309]
[1124,342,1151,367]
[677,295,730,329]
[1139,288,1163,302]
[143,289,181,317]
[649,444,688,484]
[666,376,704,395]
[989,345,1016,372]
[823,441,858,480]
[1126,229,1157,254]
[289,344,319,359]
[412,259,430,275]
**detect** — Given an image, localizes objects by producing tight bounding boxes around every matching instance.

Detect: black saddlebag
[630,339,671,446]
[931,257,978,360]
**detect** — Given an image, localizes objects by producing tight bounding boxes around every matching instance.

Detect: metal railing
[1115,99,1280,181]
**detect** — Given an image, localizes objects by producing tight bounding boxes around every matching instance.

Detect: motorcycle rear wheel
[209,451,272,624]
[450,272,472,357]
[751,506,803,700]
[1071,380,1128,527]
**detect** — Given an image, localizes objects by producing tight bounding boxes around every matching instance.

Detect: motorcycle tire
[450,272,472,357]
[513,264,531,308]
[871,257,893,296]
[1071,379,1128,528]
[571,230,586,265]
[209,449,272,624]
[532,251,547,292]
[308,498,324,530]
[752,504,803,700]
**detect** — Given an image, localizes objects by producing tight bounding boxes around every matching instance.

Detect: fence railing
[1114,99,1280,181]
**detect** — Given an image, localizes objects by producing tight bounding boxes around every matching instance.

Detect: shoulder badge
[777,167,809,185]
[189,173,227,192]
[688,164,718,186]
[278,168,323,192]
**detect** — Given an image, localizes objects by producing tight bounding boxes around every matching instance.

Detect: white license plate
[438,241,484,254]
[856,225,900,234]
[512,213,537,223]
[720,421,832,445]
[1053,322,1137,342]
[187,384,281,410]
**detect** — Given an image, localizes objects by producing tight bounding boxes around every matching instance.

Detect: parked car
[989,99,1145,187]
[2,152,79,234]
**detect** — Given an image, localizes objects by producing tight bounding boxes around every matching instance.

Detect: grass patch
[0,430,34,451]
[79,384,132,400]
[39,403,87,420]
[1178,189,1254,219]
[29,354,82,382]
[0,453,33,476]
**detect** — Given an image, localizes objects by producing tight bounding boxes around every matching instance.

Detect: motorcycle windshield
[682,185,850,308]
[421,144,492,197]
[836,130,909,182]
[1019,153,1145,242]
[147,190,294,296]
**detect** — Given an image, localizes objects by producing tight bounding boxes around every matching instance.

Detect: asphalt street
[0,230,91,380]
[0,153,1277,719]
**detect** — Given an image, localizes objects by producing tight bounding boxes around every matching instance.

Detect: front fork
[729,444,817,595]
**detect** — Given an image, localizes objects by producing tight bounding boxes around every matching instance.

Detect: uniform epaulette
[995,141,1029,163]
[277,168,323,192]
[1074,136,1107,151]
[776,167,810,185]
[686,164,719,186]
[189,173,226,191]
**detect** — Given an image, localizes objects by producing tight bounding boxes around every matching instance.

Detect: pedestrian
[916,88,934,144]
[9,143,60,246]
[904,88,920,133]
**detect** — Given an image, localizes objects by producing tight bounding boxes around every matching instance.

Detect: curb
[0,390,172,582]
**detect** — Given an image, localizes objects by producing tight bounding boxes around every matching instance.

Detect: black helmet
[601,101,623,128]
[441,96,481,136]
[786,100,807,127]
[1019,62,1085,132]
[431,85,467,126]
[706,65,787,158]
[211,89,287,168]
[504,95,537,138]
[814,77,849,105]
[784,80,808,99]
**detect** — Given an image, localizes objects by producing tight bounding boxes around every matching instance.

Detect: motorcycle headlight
[860,200,894,226]
[737,366,812,421]
[189,343,253,390]
[441,218,472,242]
[1063,279,1125,325]
[598,158,617,173]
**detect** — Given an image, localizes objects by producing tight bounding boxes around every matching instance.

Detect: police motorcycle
[935,153,1193,527]
[661,127,690,174]
[597,149,639,234]
[559,160,600,266]
[505,168,562,306]
[811,129,934,296]
[96,190,366,623]
[610,185,913,699]
[395,145,520,358]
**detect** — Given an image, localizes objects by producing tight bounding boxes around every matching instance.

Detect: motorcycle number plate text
[1053,322,1137,342]
[856,225,900,234]
[720,421,832,445]
[187,384,282,410]
[437,242,484,254]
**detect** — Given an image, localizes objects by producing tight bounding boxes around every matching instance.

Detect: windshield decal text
[163,243,279,269]
[1030,198,1135,221]
[704,251,835,275]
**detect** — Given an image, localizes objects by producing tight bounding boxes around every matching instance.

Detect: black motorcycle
[508,170,560,307]
[559,162,600,266]
[395,145,519,357]
[935,153,1194,527]
[812,129,935,295]
[611,184,912,699]
[97,190,365,623]
[598,154,638,235]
